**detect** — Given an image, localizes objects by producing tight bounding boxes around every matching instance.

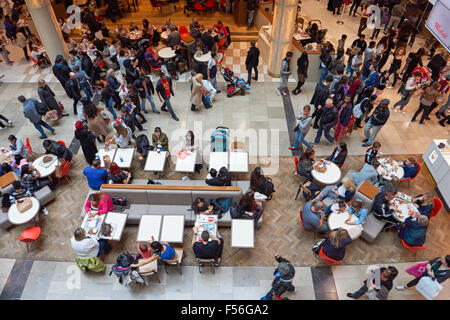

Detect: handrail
[101,184,241,191]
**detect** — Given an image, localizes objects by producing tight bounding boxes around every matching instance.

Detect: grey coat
[23,98,42,124]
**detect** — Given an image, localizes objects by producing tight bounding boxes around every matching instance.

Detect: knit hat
[277,262,290,276]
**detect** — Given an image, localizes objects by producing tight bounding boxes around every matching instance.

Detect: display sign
[425,0,450,52]
[429,150,439,164]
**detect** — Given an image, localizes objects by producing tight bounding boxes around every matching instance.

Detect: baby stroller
[221,67,250,98]
[210,126,230,152]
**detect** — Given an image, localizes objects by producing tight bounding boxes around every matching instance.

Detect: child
[365,141,381,164]
[400,157,419,179]
[376,70,388,96]
[137,241,152,258]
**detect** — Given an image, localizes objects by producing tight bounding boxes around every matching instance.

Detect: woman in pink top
[84,192,114,216]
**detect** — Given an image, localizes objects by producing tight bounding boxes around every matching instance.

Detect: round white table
[194,52,211,63]
[158,47,176,59]
[328,211,363,240]
[32,155,59,178]
[311,161,341,185]
[127,30,143,40]
[8,197,41,225]
[377,158,404,180]
[390,198,420,223]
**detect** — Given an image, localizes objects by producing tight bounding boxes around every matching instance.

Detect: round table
[32,155,59,178]
[311,161,341,185]
[158,47,176,59]
[127,30,143,40]
[390,197,419,222]
[194,52,211,63]
[0,149,12,165]
[8,197,41,225]
[328,211,363,240]
[377,158,404,180]
[161,30,170,40]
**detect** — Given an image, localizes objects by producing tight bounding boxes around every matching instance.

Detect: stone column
[267,0,297,77]
[25,0,68,64]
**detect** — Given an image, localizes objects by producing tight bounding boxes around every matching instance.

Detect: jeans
[349,0,360,15]
[317,185,339,201]
[263,284,295,300]
[350,284,369,298]
[319,65,328,82]
[141,94,158,113]
[293,130,312,149]
[277,77,289,92]
[247,10,255,29]
[392,92,412,110]
[298,170,313,183]
[411,103,432,123]
[72,98,80,115]
[161,97,179,120]
[79,81,93,100]
[96,239,112,257]
[364,120,382,145]
[387,16,401,32]
[349,67,358,81]
[106,97,118,120]
[314,125,334,144]
[247,66,258,83]
[210,77,220,92]
[33,120,54,138]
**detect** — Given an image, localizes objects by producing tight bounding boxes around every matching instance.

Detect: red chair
[401,239,427,252]
[15,226,45,252]
[179,25,189,38]
[58,160,71,186]
[194,2,205,14]
[430,198,443,219]
[319,246,341,265]
[25,137,32,154]
[206,0,215,12]
[294,156,300,175]
[401,162,421,188]
[57,140,66,147]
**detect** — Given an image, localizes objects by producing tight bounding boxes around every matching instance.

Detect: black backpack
[109,252,141,283]
[259,178,275,198]
[33,100,47,115]
[136,134,151,158]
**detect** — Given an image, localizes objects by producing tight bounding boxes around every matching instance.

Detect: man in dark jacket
[205,167,232,186]
[134,75,160,114]
[245,40,260,85]
[261,254,295,300]
[201,29,215,51]
[65,72,82,115]
[310,74,333,128]
[80,52,95,79]
[312,98,338,145]
[247,0,259,29]
[372,190,397,225]
[124,59,140,85]
[156,73,179,121]
[52,56,71,94]
[43,139,73,162]
[362,98,390,147]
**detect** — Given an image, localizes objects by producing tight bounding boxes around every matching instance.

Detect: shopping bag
[17,197,32,213]
[405,263,427,278]
[416,276,443,300]
[44,110,59,121]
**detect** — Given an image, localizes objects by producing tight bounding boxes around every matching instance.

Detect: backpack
[230,202,239,218]
[136,134,151,158]
[33,99,47,116]
[353,97,368,118]
[109,252,141,283]
[259,177,275,198]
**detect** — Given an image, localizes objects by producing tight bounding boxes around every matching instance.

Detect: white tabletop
[311,161,341,185]
[229,152,249,173]
[80,212,106,238]
[144,151,168,172]
[8,197,40,225]
[113,148,135,168]
[175,151,197,173]
[99,212,128,241]
[32,155,59,178]
[328,211,363,240]
[137,215,162,242]
[96,148,117,168]
[391,193,420,222]
[194,52,211,63]
[209,152,228,171]
[160,215,185,243]
[161,30,170,40]
[195,214,218,242]
[158,47,176,59]
[377,158,405,180]
[231,219,255,248]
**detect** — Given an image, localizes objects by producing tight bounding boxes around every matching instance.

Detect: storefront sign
[425,0,450,51]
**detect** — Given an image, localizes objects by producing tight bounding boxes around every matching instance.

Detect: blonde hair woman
[412,192,435,217]
[190,73,211,111]
[322,228,352,261]
[313,176,356,203]
[112,122,133,148]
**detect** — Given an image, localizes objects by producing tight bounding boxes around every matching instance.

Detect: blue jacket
[398,216,427,246]
[107,76,121,90]
[402,161,418,179]
[23,98,42,124]
[364,71,379,88]
[352,163,379,186]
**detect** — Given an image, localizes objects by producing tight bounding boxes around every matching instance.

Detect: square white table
[229,152,249,173]
[137,215,163,242]
[96,148,117,168]
[144,151,168,172]
[231,219,255,248]
[80,214,106,239]
[160,215,185,243]
[99,212,128,241]
[113,148,135,168]
[175,151,197,173]
[209,152,228,171]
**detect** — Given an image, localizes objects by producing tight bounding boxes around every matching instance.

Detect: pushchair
[220,67,250,97]
[210,126,230,152]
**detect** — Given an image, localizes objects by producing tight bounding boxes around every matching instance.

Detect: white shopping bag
[416,276,443,300]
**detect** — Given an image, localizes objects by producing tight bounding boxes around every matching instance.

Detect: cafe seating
[25,137,32,154]
[193,2,206,14]
[34,185,56,207]
[57,160,71,186]
[430,198,443,219]
[318,246,340,265]
[205,0,215,13]
[196,258,216,274]
[400,162,421,188]
[15,226,46,252]
[361,212,385,243]
[401,239,427,252]
[138,263,161,285]
[161,247,183,275]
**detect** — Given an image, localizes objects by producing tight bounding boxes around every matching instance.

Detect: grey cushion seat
[0,212,12,229]
[34,186,55,207]
[354,181,377,212]
[361,212,386,243]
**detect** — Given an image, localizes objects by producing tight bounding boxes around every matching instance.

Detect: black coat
[327,146,347,167]
[156,78,174,99]
[369,105,390,126]
[81,56,95,78]
[65,79,82,100]
[45,140,73,162]
[245,47,260,69]
[297,54,309,77]
[37,85,61,115]
[320,106,338,129]
[52,63,70,86]
[74,128,97,164]
[310,82,330,106]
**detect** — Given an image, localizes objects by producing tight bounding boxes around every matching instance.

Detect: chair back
[179,25,189,36]
[25,137,32,153]
[401,239,427,252]
[319,246,341,265]
[364,147,370,163]
[194,2,205,10]
[299,210,307,230]
[164,247,183,264]
[61,160,70,177]
[197,258,215,263]
[57,140,66,147]
[231,141,245,152]
[294,156,300,174]
[206,0,215,8]
[297,17,305,30]
[15,226,41,243]
[430,197,443,219]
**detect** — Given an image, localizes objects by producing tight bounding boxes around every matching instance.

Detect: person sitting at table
[397,214,428,247]
[322,228,353,261]
[301,201,328,234]
[412,192,434,218]
[137,241,152,258]
[107,162,133,184]
[131,240,176,268]
[144,47,162,69]
[192,227,224,267]
[205,167,232,186]
[190,17,202,38]
[313,176,356,203]
[8,135,29,159]
[296,147,315,182]
[152,127,169,151]
[400,157,419,179]
[213,20,228,38]
[182,130,202,173]
[84,192,113,216]
[147,24,160,47]
[201,29,216,52]
[43,139,73,163]
[365,141,381,164]
[166,26,181,48]
[345,199,368,225]
[20,164,56,192]
[351,160,381,186]
[192,197,214,215]
[373,190,397,225]
[326,142,347,168]
[83,159,108,191]
[250,166,275,200]
[302,22,319,46]
[323,199,349,217]
[71,227,111,259]
[112,122,133,149]
[162,18,177,32]
[2,181,33,211]
[236,190,263,229]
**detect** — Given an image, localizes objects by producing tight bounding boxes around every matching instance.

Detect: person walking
[289,105,313,151]
[37,79,67,119]
[133,75,160,114]
[392,71,421,113]
[190,73,211,111]
[347,266,398,300]
[310,75,333,129]
[52,55,71,94]
[293,52,308,95]
[65,72,82,115]
[362,99,390,147]
[245,40,260,85]
[74,121,97,165]
[276,51,293,96]
[82,98,111,143]
[0,36,13,65]
[411,82,440,124]
[74,65,93,100]
[247,0,259,29]
[349,0,361,16]
[260,254,296,300]
[156,73,179,121]
[15,31,29,61]
[207,52,220,93]
[19,95,55,139]
[311,98,338,145]
[0,114,13,130]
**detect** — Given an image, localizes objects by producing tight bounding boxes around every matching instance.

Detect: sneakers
[143,110,149,114]
[140,127,148,131]
[39,136,47,139]
[288,146,298,150]
[8,120,12,126]
[276,89,281,96]
[216,90,221,93]
[161,107,168,112]
[51,129,56,135]
[395,285,406,291]
[173,117,180,121]
[362,138,369,143]
[346,293,354,298]
[153,110,160,114]
[42,207,49,216]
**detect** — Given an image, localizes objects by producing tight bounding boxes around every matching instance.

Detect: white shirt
[330,202,349,213]
[337,185,347,197]
[109,44,117,57]
[71,236,99,258]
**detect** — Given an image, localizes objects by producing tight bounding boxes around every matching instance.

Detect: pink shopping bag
[405,262,427,278]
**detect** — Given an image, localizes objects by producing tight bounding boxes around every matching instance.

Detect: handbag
[345,47,353,56]
[312,238,326,256]
[17,197,32,213]
[416,276,443,300]
[58,101,65,111]
[100,222,113,237]
[405,263,428,278]
[44,110,59,121]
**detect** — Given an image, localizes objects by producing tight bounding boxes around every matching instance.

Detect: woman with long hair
[322,228,352,261]
[112,122,133,148]
[84,192,114,216]
[182,130,202,173]
[402,48,425,85]
[326,142,348,167]
[313,176,356,203]
[82,98,110,142]
[237,190,263,229]
[293,52,309,95]
[333,94,354,142]
[297,147,315,182]
[74,120,97,164]
[412,192,435,218]
[107,161,133,184]
[386,47,405,88]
